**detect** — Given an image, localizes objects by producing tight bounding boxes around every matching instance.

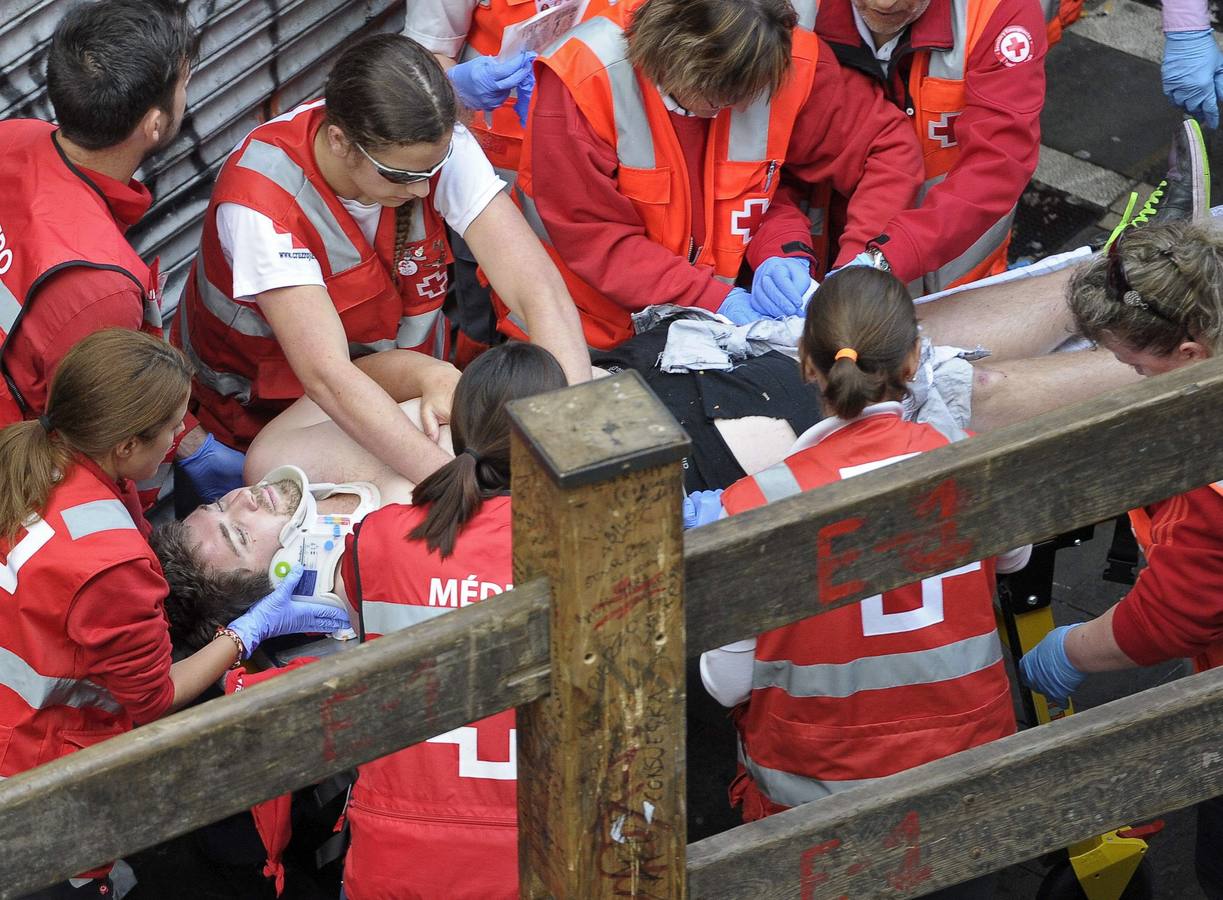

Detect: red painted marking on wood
[816,518,865,605]
[872,479,973,574]
[800,839,848,900]
[593,572,666,630]
[406,657,441,728]
[883,811,933,891]
[846,862,867,876]
[320,685,368,763]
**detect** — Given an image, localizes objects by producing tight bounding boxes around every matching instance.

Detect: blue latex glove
[178,433,246,502]
[717,287,765,325]
[751,256,813,318]
[1018,624,1086,704]
[1162,30,1223,130]
[448,51,537,116]
[227,565,351,658]
[682,489,724,529]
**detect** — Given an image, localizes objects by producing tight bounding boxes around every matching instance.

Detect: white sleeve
[433,123,507,238]
[216,203,325,301]
[700,639,758,708]
[404,0,477,58]
[996,544,1033,575]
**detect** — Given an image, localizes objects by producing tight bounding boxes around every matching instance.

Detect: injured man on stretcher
[152,241,1152,644]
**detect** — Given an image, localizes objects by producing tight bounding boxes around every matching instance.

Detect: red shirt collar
[51,132,153,233]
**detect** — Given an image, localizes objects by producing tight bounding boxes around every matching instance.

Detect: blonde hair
[1069,221,1223,356]
[626,0,795,108]
[0,330,193,540]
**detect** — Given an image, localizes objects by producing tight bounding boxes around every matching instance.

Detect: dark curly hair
[150,520,272,652]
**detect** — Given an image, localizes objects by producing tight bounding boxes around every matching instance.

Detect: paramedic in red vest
[405,0,611,363]
[0,0,244,506]
[813,0,1048,294]
[512,0,923,350]
[703,268,1027,898]
[0,329,345,900]
[175,34,589,485]
[1019,221,1223,900]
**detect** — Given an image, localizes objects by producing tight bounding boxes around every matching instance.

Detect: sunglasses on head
[1105,236,1182,328]
[354,139,453,185]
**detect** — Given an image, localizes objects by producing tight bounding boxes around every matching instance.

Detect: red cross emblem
[994,25,1033,66]
[416,270,448,299]
[927,111,960,149]
[730,197,771,245]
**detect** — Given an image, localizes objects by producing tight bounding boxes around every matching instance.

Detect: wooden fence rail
[0,360,1221,898]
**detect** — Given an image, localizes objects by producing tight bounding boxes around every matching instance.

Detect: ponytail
[407,342,566,558]
[801,267,918,420]
[0,421,73,542]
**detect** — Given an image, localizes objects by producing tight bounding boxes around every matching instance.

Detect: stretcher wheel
[1035,855,1154,900]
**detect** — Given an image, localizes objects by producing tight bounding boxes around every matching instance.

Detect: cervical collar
[261,466,380,623]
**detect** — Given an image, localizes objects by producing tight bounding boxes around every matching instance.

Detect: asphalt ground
[117,1,1214,895]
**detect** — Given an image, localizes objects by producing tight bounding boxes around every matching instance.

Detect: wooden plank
[510,370,690,899]
[685,356,1223,654]
[0,579,553,899]
[687,666,1223,898]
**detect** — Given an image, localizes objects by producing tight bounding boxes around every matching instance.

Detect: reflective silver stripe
[135,463,174,503]
[363,601,450,634]
[752,463,804,503]
[193,259,273,338]
[922,206,1016,293]
[567,17,656,169]
[507,310,529,335]
[740,741,878,806]
[916,172,947,205]
[61,499,137,540]
[791,0,819,30]
[752,630,1003,699]
[348,309,443,355]
[727,99,772,162]
[177,298,254,403]
[927,0,970,79]
[236,140,363,274]
[0,647,122,714]
[514,185,551,243]
[0,276,20,332]
[142,295,162,330]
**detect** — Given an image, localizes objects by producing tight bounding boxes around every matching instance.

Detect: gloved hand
[682,489,724,529]
[1162,30,1223,129]
[448,51,537,117]
[227,565,352,658]
[751,256,813,318]
[717,287,765,325]
[1018,624,1086,704]
[178,432,246,502]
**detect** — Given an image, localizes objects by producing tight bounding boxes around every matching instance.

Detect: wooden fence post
[509,371,691,899]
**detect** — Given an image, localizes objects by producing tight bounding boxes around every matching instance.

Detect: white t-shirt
[216,110,504,301]
[404,0,480,59]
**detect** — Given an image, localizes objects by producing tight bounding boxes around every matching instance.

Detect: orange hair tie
[834,347,858,363]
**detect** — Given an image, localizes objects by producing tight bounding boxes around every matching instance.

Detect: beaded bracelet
[215,626,247,669]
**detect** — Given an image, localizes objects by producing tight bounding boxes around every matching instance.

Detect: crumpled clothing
[632,304,804,373]
[904,337,989,442]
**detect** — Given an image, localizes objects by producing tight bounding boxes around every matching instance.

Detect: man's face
[850,0,932,38]
[182,478,301,574]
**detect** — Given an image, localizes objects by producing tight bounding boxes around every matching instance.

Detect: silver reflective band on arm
[0,647,122,714]
[61,500,137,540]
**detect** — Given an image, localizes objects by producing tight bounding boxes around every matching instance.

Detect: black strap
[1103,513,1141,585]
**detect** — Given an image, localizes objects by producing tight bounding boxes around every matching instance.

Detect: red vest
[174,101,452,450]
[457,0,614,180]
[0,120,161,424]
[340,496,518,900]
[719,406,1015,820]
[0,460,164,779]
[503,2,821,348]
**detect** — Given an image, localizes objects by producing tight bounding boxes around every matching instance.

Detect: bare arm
[1064,606,1140,672]
[256,284,451,483]
[464,191,591,384]
[168,636,243,711]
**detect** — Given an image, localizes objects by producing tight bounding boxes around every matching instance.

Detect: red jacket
[1114,482,1223,673]
[513,3,921,348]
[0,456,172,778]
[0,120,163,422]
[816,0,1046,291]
[174,101,452,450]
[719,406,1015,821]
[340,497,517,900]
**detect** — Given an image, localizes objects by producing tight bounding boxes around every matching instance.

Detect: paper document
[498,0,590,59]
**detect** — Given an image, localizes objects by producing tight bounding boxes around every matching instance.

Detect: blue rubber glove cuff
[1162,30,1223,129]
[178,433,247,503]
[751,257,812,319]
[1018,624,1086,704]
[682,489,725,529]
[717,287,764,325]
